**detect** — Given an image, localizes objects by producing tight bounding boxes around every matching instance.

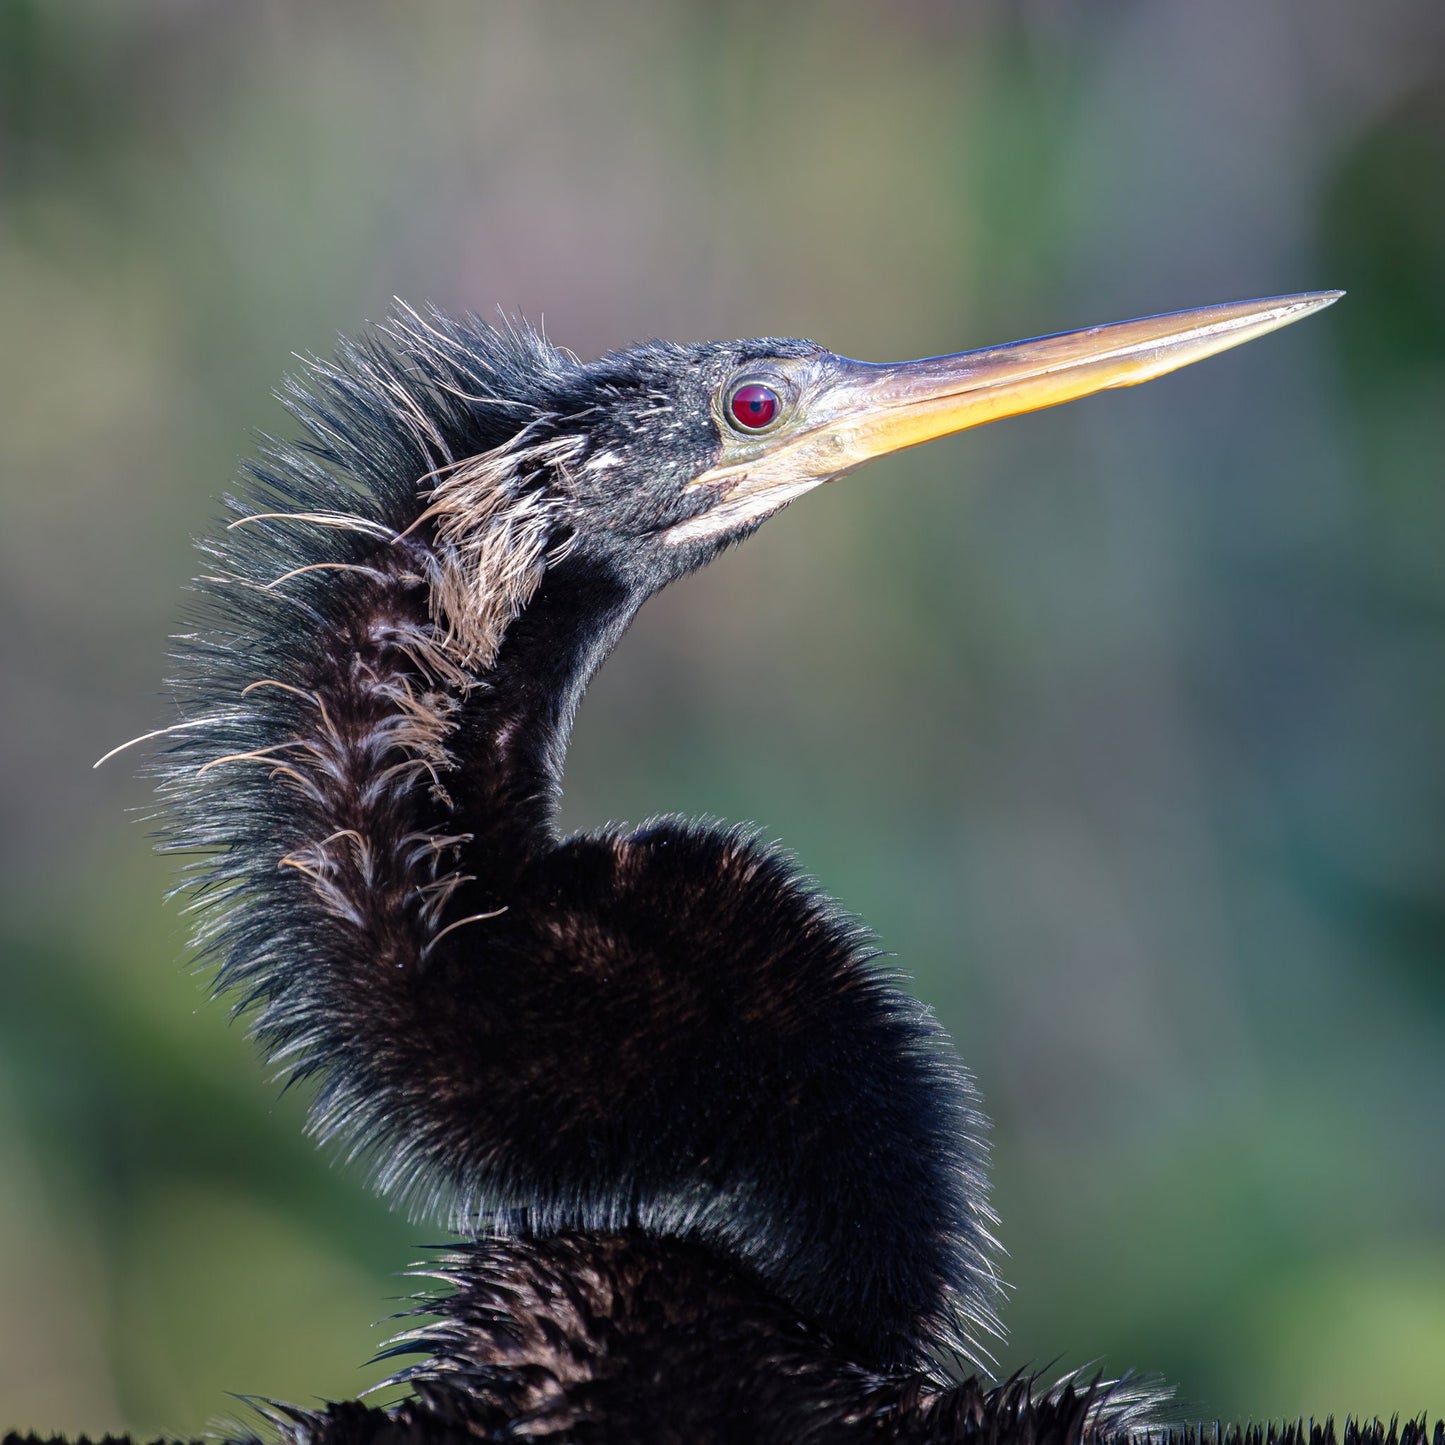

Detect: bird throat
[449,550,645,859]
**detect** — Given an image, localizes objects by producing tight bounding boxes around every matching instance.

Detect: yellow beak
[667,291,1341,545]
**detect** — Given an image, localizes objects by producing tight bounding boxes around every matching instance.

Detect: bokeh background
[2,0,1443,1434]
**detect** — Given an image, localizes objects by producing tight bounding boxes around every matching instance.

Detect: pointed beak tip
[1258,288,1343,336]
[1297,288,1346,313]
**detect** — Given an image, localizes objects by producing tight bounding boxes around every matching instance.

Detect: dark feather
[153,310,999,1382]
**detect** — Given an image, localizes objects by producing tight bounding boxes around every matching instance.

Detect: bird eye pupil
[728,383,780,430]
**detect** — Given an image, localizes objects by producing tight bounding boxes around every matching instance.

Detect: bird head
[445,293,1338,585]
[385,293,1339,671]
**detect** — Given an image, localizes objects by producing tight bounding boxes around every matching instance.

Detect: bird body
[124,295,1341,1439]
[163,316,1000,1387]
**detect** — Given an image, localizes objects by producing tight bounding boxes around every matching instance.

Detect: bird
[104,292,1340,1443]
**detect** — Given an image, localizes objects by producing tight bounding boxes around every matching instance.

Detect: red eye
[728,383,780,431]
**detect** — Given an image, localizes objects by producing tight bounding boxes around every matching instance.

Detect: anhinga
[76,293,1367,1443]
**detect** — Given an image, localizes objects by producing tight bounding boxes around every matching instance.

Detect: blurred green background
[2,0,1442,1435]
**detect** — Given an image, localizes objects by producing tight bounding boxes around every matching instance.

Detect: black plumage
[106,295,1349,1439]
[160,316,998,1376]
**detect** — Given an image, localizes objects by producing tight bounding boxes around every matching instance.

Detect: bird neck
[459,552,643,856]
[157,317,998,1380]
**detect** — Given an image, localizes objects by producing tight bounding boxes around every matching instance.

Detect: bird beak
[667,291,1341,545]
